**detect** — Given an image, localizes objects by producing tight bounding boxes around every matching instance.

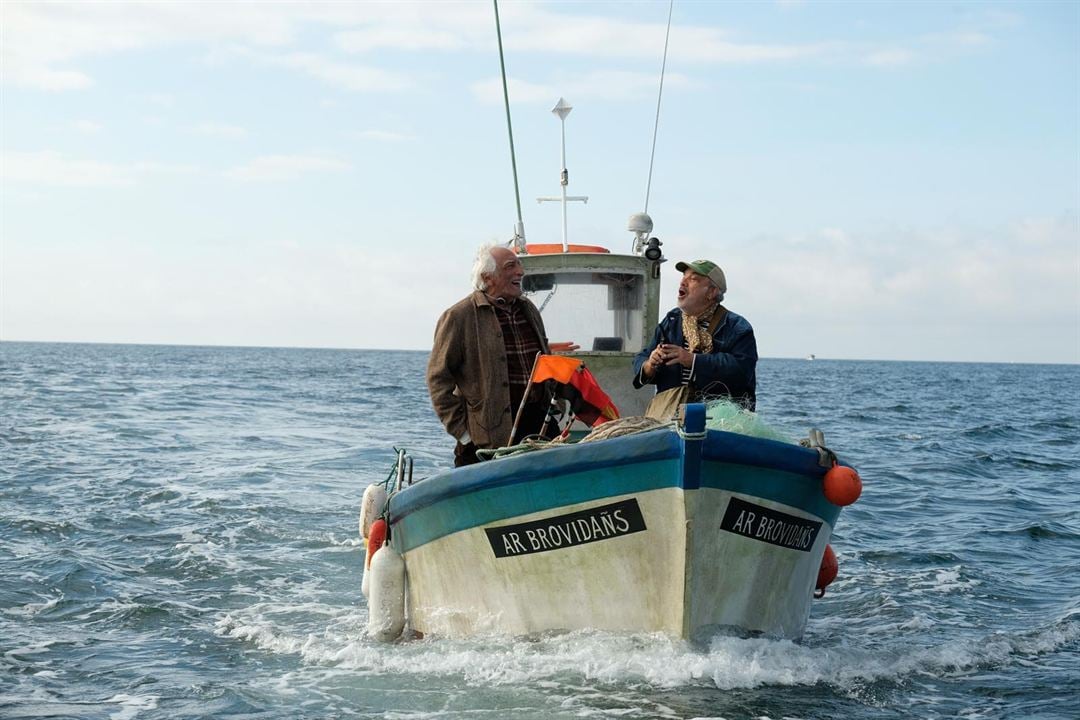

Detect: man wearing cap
[632,259,757,410]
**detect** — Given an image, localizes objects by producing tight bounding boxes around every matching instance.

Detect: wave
[213,608,1080,694]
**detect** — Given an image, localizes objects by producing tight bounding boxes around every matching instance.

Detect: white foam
[105,693,158,720]
[926,567,979,594]
[214,600,1080,694]
[3,595,61,618]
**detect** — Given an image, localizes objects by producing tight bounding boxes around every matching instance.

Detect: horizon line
[1,339,1076,367]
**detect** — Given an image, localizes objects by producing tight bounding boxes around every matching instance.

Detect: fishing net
[701,397,794,444]
[475,396,793,462]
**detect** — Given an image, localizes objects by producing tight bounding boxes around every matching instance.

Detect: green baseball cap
[675,259,727,294]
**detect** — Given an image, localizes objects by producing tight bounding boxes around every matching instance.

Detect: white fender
[367,544,406,642]
[358,484,388,540]
[361,561,371,598]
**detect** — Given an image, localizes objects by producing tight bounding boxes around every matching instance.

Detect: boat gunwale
[389,426,839,525]
[389,427,681,524]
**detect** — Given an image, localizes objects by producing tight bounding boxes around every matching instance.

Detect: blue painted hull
[387,411,844,639]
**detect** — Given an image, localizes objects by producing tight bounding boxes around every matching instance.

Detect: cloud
[2,151,194,188]
[71,119,102,134]
[223,154,350,182]
[861,25,994,68]
[471,70,691,105]
[2,1,839,94]
[255,51,414,92]
[10,67,94,91]
[864,49,915,67]
[0,234,466,350]
[339,3,830,66]
[487,4,828,64]
[354,130,416,142]
[193,123,248,139]
[336,27,469,53]
[2,2,389,91]
[471,76,557,105]
[145,92,176,108]
[737,216,1079,326]
[664,214,1078,362]
[929,30,991,48]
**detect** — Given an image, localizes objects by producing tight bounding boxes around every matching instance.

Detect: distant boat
[807,354,816,361]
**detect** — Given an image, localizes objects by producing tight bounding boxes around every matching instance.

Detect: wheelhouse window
[524,271,645,353]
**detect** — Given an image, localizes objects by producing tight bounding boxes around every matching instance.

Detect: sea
[2,341,1078,720]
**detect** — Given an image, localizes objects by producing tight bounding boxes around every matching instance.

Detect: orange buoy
[361,518,388,598]
[366,519,387,570]
[823,464,862,506]
[815,544,838,598]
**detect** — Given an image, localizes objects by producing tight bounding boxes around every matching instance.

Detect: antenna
[537,97,588,252]
[493,0,525,251]
[643,0,674,215]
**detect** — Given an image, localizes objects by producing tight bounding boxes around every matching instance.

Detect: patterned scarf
[681,302,719,353]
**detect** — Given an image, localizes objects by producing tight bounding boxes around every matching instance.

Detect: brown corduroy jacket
[426,291,550,449]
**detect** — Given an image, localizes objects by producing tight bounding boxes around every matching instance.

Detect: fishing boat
[357,2,862,643]
[358,223,862,642]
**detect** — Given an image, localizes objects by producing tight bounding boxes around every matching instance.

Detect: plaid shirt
[495,299,544,411]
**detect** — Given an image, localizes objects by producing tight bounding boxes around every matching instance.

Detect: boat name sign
[485,499,647,558]
[720,497,822,552]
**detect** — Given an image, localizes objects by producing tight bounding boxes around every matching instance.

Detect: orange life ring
[524,243,609,255]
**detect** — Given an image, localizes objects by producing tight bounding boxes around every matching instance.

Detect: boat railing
[395,448,414,491]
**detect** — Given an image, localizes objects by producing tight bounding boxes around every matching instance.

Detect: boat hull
[387,409,841,640]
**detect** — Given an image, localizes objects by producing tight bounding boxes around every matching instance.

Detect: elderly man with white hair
[632,259,757,411]
[427,244,552,467]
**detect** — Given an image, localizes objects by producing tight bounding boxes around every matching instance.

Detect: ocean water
[2,341,1078,720]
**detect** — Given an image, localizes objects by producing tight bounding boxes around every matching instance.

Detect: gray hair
[470,243,499,291]
[705,277,725,304]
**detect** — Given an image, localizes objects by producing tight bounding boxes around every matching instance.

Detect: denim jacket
[632,306,757,410]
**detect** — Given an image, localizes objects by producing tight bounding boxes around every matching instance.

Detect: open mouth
[677,287,687,299]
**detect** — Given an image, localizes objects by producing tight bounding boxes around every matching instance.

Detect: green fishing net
[703,397,793,444]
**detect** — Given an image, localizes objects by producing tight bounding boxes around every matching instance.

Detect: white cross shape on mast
[536,98,588,252]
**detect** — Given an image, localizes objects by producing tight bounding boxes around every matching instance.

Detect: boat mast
[493,0,525,252]
[537,98,588,252]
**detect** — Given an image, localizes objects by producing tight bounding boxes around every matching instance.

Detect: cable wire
[644,0,675,214]
[493,0,524,242]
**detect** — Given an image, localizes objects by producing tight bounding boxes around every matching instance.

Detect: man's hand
[646,343,692,375]
[664,344,693,367]
[549,341,580,353]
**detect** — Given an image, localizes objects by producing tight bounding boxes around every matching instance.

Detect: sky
[2,0,1078,363]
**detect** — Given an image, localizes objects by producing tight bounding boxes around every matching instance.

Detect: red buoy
[823,465,862,506]
[366,519,387,570]
[815,544,838,598]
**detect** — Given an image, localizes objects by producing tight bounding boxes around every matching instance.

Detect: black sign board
[485,498,647,558]
[720,496,822,552]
